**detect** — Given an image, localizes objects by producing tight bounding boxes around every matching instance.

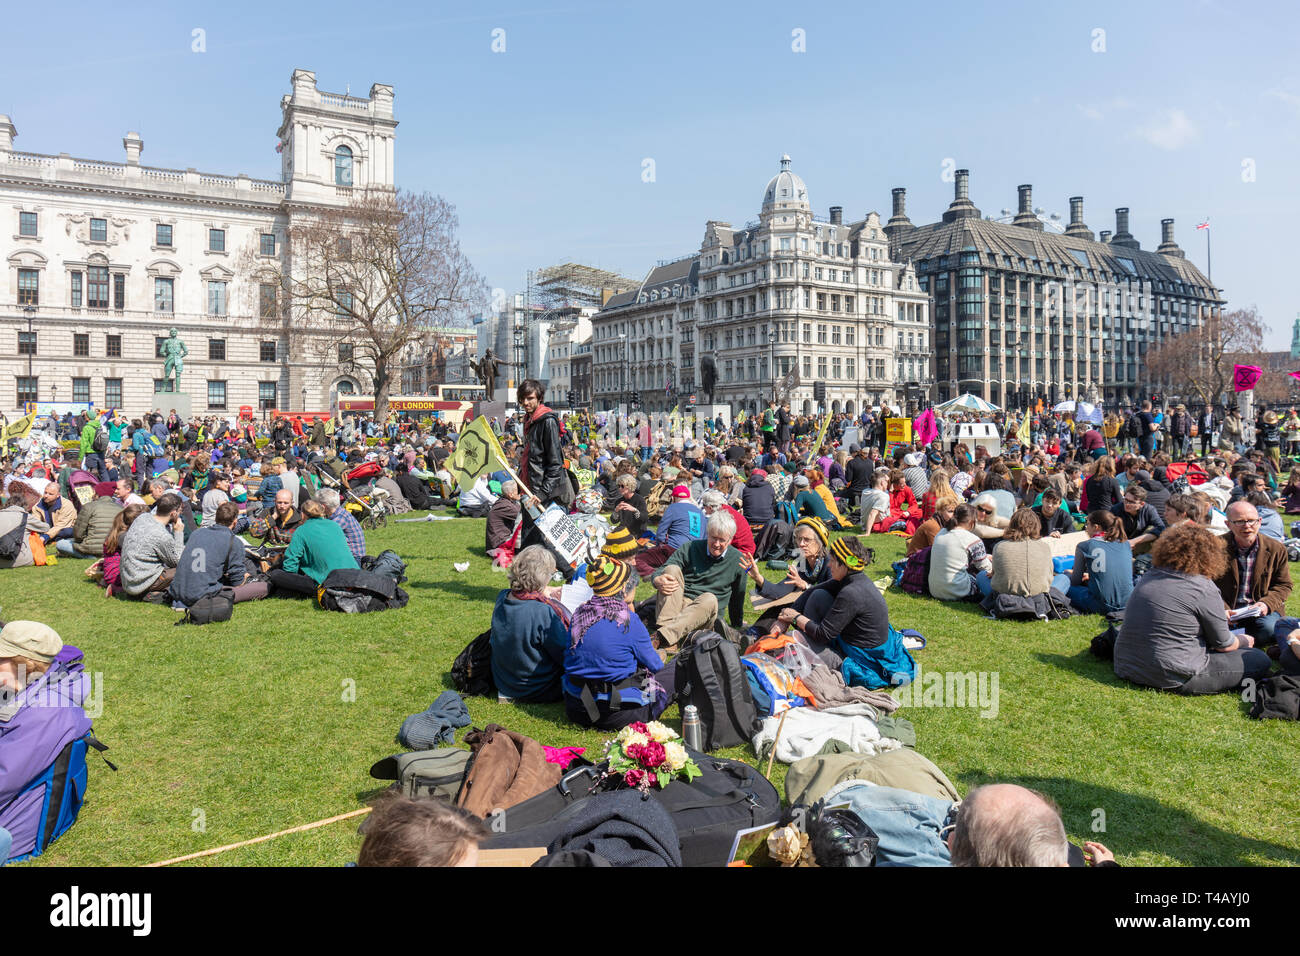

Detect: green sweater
[654,539,747,626]
[281,517,359,584]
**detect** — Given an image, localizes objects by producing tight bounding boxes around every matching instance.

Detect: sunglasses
[977,506,994,515]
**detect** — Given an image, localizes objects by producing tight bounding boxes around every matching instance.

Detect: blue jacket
[490,591,567,701]
[563,613,662,705]
[835,625,916,690]
[656,501,704,550]
[169,526,246,607]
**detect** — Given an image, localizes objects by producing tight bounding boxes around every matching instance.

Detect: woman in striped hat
[742,516,833,632]
[777,536,914,689]
[562,557,675,729]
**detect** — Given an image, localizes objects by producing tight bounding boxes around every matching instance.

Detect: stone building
[593,156,929,417]
[887,170,1222,408]
[1,68,397,416]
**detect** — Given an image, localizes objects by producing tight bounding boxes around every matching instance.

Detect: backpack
[317,568,410,613]
[0,513,28,561]
[646,480,672,518]
[183,589,234,625]
[369,747,473,801]
[674,630,763,752]
[451,629,496,697]
[1249,675,1300,721]
[901,546,932,596]
[754,519,793,562]
[1286,540,1300,563]
[1090,622,1118,660]
[91,425,108,454]
[455,724,562,819]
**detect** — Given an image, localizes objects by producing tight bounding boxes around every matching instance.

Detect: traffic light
[813,381,827,403]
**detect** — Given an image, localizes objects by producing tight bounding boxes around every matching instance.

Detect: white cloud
[1135,109,1199,150]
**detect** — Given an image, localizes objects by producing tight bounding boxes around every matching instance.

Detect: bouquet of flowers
[602,721,701,793]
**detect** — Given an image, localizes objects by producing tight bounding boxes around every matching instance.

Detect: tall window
[335,145,353,186]
[336,289,354,316]
[18,331,36,355]
[155,277,174,313]
[74,333,89,357]
[113,273,125,310]
[156,223,173,247]
[207,380,227,409]
[208,228,225,252]
[259,283,277,319]
[17,269,38,306]
[105,378,122,408]
[106,334,122,358]
[207,281,228,316]
[260,233,276,256]
[16,377,37,406]
[208,338,226,361]
[73,378,90,403]
[259,381,277,410]
[817,357,827,378]
[19,211,37,237]
[69,272,82,307]
[260,341,278,363]
[87,266,109,309]
[90,218,107,242]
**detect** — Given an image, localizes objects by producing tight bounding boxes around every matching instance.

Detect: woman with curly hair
[1113,523,1272,695]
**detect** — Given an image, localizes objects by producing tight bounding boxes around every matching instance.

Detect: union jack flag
[1196,219,1209,230]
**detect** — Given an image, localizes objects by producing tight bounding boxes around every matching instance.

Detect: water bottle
[682,704,703,752]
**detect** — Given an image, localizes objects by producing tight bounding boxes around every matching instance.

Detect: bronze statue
[159,327,188,392]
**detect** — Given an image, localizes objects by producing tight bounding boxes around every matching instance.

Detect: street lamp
[301,384,308,412]
[22,305,36,384]
[769,328,778,404]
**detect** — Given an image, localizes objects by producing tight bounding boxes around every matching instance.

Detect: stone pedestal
[152,389,192,420]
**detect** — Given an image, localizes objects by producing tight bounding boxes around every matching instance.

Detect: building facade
[593,156,929,417]
[1,68,397,416]
[887,170,1222,408]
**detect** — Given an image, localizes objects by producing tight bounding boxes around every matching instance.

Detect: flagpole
[1206,225,1212,284]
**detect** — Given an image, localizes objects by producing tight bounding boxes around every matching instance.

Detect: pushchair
[311,461,392,530]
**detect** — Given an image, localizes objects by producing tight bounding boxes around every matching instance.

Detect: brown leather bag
[455,724,561,819]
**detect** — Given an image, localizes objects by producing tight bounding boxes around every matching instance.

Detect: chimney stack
[885,186,915,238]
[1110,207,1140,249]
[1099,230,1112,243]
[123,131,143,165]
[1064,195,1094,240]
[829,206,842,225]
[1012,184,1044,230]
[0,114,15,152]
[1156,218,1184,258]
[942,169,981,223]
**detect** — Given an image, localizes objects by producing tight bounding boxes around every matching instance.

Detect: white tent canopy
[935,393,1000,416]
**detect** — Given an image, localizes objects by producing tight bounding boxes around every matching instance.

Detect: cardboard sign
[885,418,912,444]
[534,504,586,569]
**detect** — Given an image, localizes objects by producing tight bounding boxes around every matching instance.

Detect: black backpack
[451,629,496,698]
[92,425,108,454]
[674,631,762,752]
[318,568,409,613]
[182,589,234,625]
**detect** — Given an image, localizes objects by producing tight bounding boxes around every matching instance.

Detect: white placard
[535,504,586,568]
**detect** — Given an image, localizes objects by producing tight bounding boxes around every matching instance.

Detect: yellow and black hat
[830,537,865,572]
[602,525,638,559]
[587,557,631,597]
[794,516,830,547]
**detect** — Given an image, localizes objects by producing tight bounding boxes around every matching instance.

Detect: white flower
[619,731,649,751]
[663,742,688,772]
[645,721,677,743]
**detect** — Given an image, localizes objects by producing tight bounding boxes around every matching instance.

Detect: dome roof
[762,154,809,209]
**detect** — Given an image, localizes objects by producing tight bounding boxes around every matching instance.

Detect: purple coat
[0,651,92,861]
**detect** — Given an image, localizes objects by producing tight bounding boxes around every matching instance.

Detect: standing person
[777,400,792,455]
[1221,407,1245,455]
[1135,403,1156,460]
[517,380,570,552]
[760,399,777,450]
[1261,411,1283,471]
[1283,408,1300,460]
[1199,406,1216,458]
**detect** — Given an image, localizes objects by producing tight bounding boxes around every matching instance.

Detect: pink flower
[640,741,667,769]
[624,743,645,761]
[624,768,644,788]
[628,722,649,735]
[647,771,658,787]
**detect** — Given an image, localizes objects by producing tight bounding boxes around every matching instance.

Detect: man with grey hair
[649,509,747,649]
[700,489,755,556]
[316,488,366,562]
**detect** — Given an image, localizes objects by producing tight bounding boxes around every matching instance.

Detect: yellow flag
[2,412,36,441]
[448,415,511,492]
[1017,409,1031,446]
[735,410,747,425]
[813,411,832,451]
[668,404,681,436]
[323,416,335,436]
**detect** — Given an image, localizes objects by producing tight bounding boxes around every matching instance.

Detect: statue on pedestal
[160,327,188,393]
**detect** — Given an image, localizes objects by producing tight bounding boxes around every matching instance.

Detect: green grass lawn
[7,516,1299,867]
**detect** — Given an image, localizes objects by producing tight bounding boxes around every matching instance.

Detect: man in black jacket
[518,380,568,550]
[393,462,434,511]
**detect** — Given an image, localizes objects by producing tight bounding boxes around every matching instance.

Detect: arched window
[337,380,356,395]
[335,146,353,186]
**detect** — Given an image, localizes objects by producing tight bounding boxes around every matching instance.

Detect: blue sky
[5,0,1299,346]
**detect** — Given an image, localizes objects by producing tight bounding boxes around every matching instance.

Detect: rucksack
[317,568,410,613]
[901,546,932,596]
[1286,540,1300,563]
[1090,622,1118,660]
[183,589,234,625]
[754,519,793,562]
[674,630,763,752]
[369,747,473,801]
[455,724,561,819]
[0,513,28,561]
[451,629,496,697]
[775,500,799,526]
[91,425,108,454]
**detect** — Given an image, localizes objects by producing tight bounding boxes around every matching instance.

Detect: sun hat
[587,557,631,597]
[0,621,62,663]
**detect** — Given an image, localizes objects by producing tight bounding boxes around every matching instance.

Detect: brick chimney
[1063,195,1094,240]
[942,169,981,223]
[1012,184,1043,230]
[1156,218,1184,258]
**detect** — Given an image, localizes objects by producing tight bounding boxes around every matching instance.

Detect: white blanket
[752,703,903,765]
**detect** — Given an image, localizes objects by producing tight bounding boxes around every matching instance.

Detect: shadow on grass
[1036,650,1126,689]
[409,581,505,604]
[952,772,1300,866]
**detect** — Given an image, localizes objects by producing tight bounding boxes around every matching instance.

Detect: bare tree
[1146,306,1264,408]
[246,191,486,419]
